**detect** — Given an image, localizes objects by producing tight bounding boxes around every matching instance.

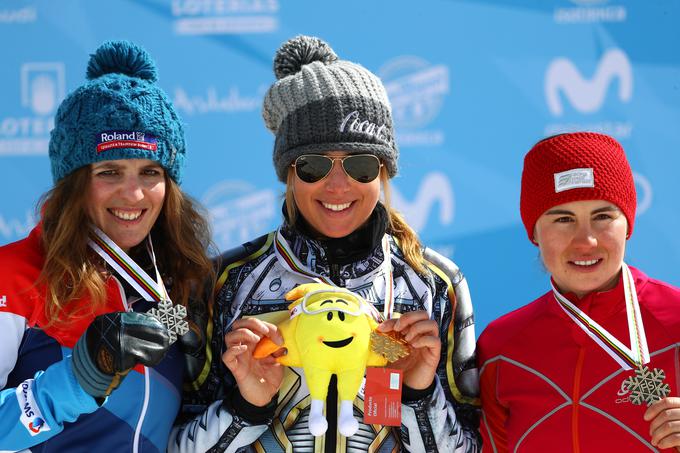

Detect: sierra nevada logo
[202,180,277,250]
[379,56,449,147]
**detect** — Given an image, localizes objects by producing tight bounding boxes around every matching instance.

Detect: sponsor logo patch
[16,379,51,436]
[554,168,594,193]
[96,131,158,153]
[339,110,391,145]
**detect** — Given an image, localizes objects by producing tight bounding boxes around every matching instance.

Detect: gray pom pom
[86,40,158,82]
[273,35,338,80]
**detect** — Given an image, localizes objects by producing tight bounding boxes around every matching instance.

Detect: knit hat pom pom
[274,35,338,80]
[86,40,158,82]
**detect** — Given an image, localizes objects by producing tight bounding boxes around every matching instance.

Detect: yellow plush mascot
[254,283,388,437]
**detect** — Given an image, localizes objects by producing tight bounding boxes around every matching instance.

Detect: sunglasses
[292,154,383,184]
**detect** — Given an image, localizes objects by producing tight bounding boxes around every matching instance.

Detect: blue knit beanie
[49,41,185,183]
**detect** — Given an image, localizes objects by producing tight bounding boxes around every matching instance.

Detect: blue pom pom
[86,40,157,82]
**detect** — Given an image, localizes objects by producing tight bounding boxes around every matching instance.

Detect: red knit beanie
[520,132,636,242]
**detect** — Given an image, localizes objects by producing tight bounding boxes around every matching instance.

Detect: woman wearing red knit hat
[478,132,680,452]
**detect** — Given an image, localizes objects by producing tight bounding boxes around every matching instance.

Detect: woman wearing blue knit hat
[171,35,480,452]
[0,41,213,451]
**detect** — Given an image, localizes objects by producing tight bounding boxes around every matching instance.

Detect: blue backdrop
[1,0,679,334]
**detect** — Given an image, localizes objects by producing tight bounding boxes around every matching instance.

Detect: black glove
[72,311,171,398]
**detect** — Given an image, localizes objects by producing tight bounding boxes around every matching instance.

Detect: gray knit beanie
[263,35,399,182]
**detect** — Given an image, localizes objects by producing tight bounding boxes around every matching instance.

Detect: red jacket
[478,266,680,452]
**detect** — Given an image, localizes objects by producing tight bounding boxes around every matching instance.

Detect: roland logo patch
[96,130,158,153]
[554,168,594,193]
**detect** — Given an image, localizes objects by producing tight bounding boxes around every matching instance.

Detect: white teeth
[322,202,352,212]
[573,259,599,266]
[111,209,142,221]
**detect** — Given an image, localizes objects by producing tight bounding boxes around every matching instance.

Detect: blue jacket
[0,226,183,452]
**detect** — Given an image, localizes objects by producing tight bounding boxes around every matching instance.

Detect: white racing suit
[171,223,480,452]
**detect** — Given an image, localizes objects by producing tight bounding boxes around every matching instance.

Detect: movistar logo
[545,48,632,116]
[392,172,454,232]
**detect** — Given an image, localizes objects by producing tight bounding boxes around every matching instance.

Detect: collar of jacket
[281,201,389,269]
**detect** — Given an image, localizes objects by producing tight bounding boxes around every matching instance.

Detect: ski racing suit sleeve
[398,247,481,452]
[0,339,100,450]
[169,234,276,453]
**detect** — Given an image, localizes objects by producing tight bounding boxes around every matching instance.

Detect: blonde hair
[285,166,427,274]
[38,167,214,325]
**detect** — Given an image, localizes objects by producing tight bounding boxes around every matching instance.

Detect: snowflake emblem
[370,331,410,363]
[148,299,189,344]
[620,366,671,406]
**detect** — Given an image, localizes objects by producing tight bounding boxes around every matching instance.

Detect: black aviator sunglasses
[292,154,383,184]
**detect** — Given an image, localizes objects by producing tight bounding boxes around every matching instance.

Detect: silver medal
[149,299,190,344]
[619,366,670,406]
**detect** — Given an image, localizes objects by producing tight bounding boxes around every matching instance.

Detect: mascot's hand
[72,312,171,399]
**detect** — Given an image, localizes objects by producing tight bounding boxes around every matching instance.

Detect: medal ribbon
[274,228,394,320]
[88,226,168,303]
[552,262,649,370]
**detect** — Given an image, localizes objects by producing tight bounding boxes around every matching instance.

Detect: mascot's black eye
[338,311,345,321]
[327,312,333,321]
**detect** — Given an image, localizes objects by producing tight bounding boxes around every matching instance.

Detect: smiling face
[291,151,381,238]
[86,159,166,252]
[293,292,373,369]
[534,199,628,299]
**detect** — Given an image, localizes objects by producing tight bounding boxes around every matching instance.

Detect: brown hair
[285,166,427,274]
[38,166,214,324]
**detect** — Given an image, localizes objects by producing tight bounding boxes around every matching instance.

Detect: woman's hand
[644,397,680,450]
[377,311,441,390]
[222,318,284,407]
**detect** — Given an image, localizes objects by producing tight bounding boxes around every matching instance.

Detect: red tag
[364,367,402,426]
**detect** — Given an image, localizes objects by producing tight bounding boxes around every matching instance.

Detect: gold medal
[370,331,409,362]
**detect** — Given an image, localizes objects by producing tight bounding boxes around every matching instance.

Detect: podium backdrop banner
[1,0,678,332]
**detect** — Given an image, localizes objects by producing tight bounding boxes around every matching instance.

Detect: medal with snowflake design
[620,366,670,406]
[148,299,190,344]
[370,331,410,362]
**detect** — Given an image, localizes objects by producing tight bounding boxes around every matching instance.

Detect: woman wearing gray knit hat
[173,36,480,452]
[0,41,213,452]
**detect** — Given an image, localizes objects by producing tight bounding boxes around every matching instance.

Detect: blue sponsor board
[1,0,678,333]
